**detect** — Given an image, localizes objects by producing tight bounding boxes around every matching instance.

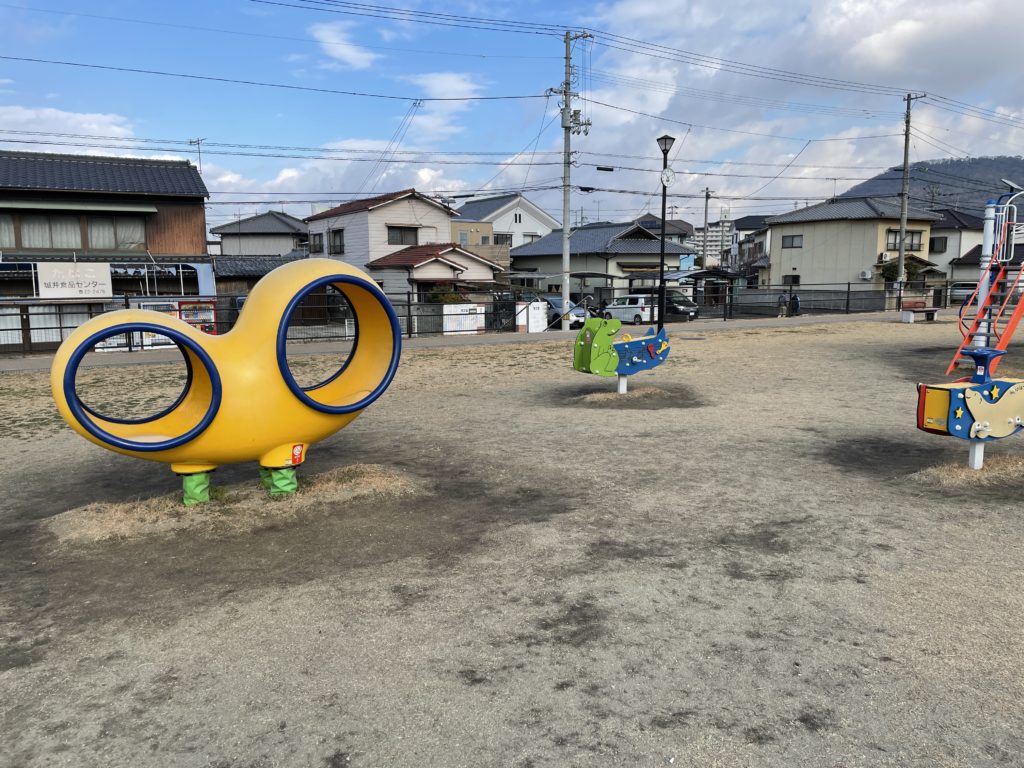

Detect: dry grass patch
[574,386,670,404]
[44,463,427,545]
[908,454,1024,488]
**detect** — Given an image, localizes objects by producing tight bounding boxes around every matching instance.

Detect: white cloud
[309,21,382,70]
[401,72,486,143]
[0,106,135,147]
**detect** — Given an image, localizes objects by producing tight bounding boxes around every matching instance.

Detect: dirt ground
[2,317,1024,767]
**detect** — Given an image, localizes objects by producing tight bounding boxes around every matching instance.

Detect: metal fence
[0,281,962,355]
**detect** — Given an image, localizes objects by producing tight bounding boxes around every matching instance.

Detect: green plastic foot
[259,467,273,491]
[182,472,211,506]
[267,467,298,498]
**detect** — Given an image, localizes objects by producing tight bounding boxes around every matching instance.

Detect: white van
[602,294,657,325]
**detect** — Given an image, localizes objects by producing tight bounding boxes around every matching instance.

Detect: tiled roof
[950,243,1024,266]
[305,189,455,222]
[510,221,695,258]
[0,150,208,197]
[732,215,769,231]
[767,197,941,225]
[210,211,307,235]
[635,214,695,238]
[214,252,307,277]
[931,208,984,231]
[455,193,521,221]
[366,243,503,270]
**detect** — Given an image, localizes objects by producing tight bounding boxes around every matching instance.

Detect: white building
[210,210,307,256]
[305,189,456,272]
[454,193,559,250]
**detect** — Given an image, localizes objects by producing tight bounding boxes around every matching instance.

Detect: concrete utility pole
[701,187,714,267]
[896,93,925,296]
[551,31,591,330]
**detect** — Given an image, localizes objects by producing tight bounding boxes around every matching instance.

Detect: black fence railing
[0,281,963,355]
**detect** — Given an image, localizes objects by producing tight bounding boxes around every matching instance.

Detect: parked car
[542,295,588,329]
[616,288,699,321]
[663,291,700,321]
[602,294,657,325]
[950,282,976,305]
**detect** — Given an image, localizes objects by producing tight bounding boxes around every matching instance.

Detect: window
[115,217,145,250]
[514,212,522,224]
[309,232,323,253]
[480,235,490,245]
[782,274,801,285]
[0,214,14,248]
[20,215,83,249]
[329,228,344,254]
[524,233,541,243]
[781,234,803,248]
[89,218,116,249]
[886,229,923,251]
[494,233,513,246]
[930,236,947,254]
[387,226,417,246]
[458,231,469,246]
[546,284,560,293]
[90,217,145,250]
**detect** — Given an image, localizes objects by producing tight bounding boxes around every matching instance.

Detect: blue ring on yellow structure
[80,342,195,425]
[276,274,401,414]
[63,323,222,452]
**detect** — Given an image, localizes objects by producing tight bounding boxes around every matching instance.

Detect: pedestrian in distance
[789,292,801,317]
[777,293,788,318]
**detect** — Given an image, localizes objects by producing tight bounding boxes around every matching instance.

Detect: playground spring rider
[573,316,670,392]
[51,258,401,503]
[917,185,1024,469]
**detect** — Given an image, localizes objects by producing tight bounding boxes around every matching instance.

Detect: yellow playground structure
[51,258,401,503]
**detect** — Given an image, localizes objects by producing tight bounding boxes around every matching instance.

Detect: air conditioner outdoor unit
[859,269,874,280]
[878,252,891,263]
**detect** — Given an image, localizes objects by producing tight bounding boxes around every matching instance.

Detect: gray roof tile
[211,211,308,235]
[0,151,208,197]
[455,193,521,221]
[511,221,695,258]
[214,252,306,277]
[767,197,940,225]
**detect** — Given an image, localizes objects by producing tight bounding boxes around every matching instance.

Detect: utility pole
[550,30,591,330]
[896,93,925,298]
[189,137,206,174]
[701,187,714,267]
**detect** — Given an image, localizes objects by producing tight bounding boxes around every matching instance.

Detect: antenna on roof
[188,138,206,174]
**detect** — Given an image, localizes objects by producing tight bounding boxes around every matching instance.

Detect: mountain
[839,156,1024,213]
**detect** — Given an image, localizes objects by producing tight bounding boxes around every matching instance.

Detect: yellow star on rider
[990,384,1000,400]
[955,407,964,419]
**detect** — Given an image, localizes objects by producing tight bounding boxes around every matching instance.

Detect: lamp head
[656,134,676,155]
[1001,178,1023,192]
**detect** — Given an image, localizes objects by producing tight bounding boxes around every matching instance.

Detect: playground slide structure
[918,187,1024,468]
[573,316,670,393]
[51,258,401,503]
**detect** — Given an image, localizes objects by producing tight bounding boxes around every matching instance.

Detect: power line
[0,54,547,102]
[0,2,560,60]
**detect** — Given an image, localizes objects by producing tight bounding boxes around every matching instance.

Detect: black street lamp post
[656,134,676,331]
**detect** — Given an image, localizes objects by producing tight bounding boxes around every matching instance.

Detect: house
[304,189,457,273]
[726,215,770,271]
[453,193,559,268]
[947,243,1023,284]
[765,197,942,288]
[635,214,694,245]
[509,220,695,302]
[365,243,504,299]
[0,150,212,352]
[926,209,984,276]
[210,210,308,256]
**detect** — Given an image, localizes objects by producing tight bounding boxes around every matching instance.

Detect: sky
[0,0,1023,233]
